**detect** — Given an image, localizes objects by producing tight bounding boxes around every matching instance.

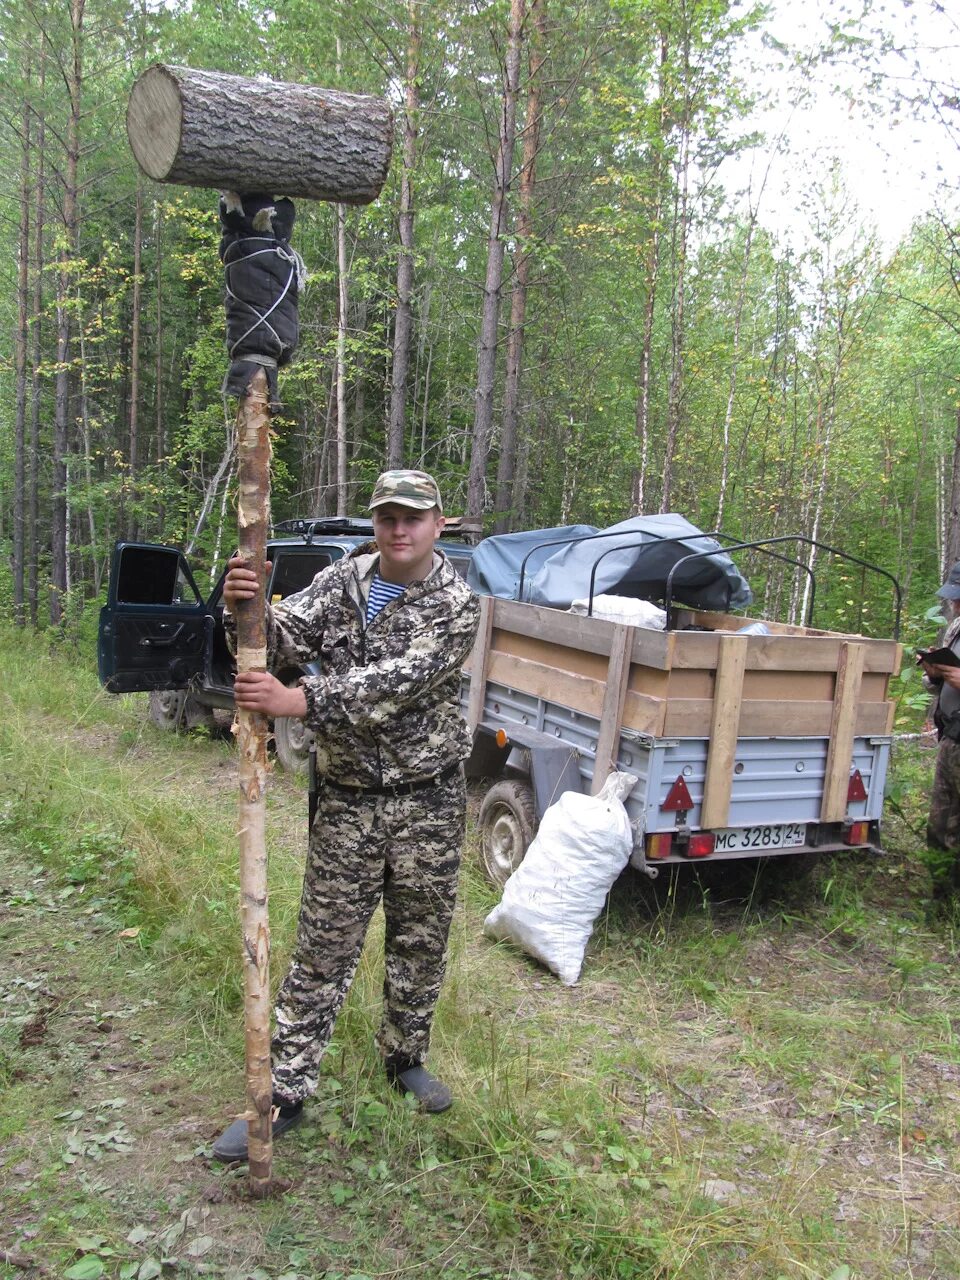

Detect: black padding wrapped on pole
[126,64,394,204]
[218,192,303,406]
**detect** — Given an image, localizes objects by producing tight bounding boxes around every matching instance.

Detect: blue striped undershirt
[366,573,406,624]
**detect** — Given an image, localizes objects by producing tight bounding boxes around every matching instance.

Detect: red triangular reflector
[847,769,868,803]
[662,774,694,812]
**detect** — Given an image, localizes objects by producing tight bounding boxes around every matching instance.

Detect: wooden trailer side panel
[463,598,901,821]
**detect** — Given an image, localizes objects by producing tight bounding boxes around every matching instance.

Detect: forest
[1,0,959,640]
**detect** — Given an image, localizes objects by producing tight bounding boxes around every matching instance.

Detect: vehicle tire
[148,689,216,732]
[478,779,537,888]
[273,710,314,774]
[148,689,186,730]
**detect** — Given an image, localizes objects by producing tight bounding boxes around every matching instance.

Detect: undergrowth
[2,623,960,1278]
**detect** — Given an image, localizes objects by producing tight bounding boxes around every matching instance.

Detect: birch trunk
[334,33,349,515]
[76,288,102,596]
[155,198,164,473]
[494,0,544,534]
[184,418,236,557]
[387,4,421,468]
[632,32,669,516]
[28,44,46,626]
[127,176,143,540]
[234,368,273,1196]
[715,221,753,531]
[14,71,30,626]
[466,0,524,523]
[946,406,960,571]
[659,120,690,515]
[335,200,349,515]
[51,0,84,624]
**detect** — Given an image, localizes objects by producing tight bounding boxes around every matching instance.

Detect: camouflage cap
[368,469,443,513]
[938,561,960,600]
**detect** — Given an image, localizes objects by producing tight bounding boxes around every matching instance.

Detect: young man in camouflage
[921,561,960,895]
[213,470,480,1163]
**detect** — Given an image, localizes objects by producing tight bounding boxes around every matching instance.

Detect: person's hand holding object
[930,664,960,691]
[234,670,307,718]
[223,557,306,717]
[223,555,273,610]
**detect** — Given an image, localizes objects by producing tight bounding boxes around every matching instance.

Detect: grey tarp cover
[218,192,302,407]
[466,525,598,601]
[466,514,753,612]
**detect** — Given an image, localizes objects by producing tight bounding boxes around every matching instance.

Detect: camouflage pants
[271,773,465,1104]
[928,735,960,871]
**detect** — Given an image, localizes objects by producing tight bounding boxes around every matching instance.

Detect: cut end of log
[126,65,183,183]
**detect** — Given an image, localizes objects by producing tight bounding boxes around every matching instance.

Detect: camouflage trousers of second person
[927,736,960,890]
[271,772,465,1105]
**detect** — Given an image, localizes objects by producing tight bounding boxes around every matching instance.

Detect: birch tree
[466,0,524,523]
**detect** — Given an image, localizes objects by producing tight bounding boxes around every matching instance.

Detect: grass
[1,621,960,1278]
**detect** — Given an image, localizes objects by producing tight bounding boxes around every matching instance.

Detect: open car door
[98,543,212,693]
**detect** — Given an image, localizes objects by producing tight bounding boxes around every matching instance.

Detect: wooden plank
[670,630,900,673]
[485,650,607,718]
[491,597,617,657]
[621,688,668,736]
[465,595,494,731]
[883,698,896,735]
[820,641,867,822]
[661,697,890,739]
[700,634,748,828]
[490,596,673,668]
[491,629,613,681]
[591,624,634,794]
[686,608,880,640]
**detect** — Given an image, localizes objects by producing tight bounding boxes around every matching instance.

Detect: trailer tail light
[662,775,694,812]
[844,820,870,846]
[847,769,868,803]
[646,832,673,859]
[686,833,716,858]
[496,729,508,748]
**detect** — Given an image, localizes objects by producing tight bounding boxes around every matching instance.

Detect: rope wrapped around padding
[218,191,307,407]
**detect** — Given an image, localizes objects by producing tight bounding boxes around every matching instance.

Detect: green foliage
[1,0,958,636]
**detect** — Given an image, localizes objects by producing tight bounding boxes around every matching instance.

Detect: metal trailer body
[463,671,891,870]
[462,594,901,882]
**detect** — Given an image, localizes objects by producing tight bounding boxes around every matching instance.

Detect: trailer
[462,533,902,887]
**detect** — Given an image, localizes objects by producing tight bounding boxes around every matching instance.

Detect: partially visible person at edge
[919,560,960,897]
[211,469,481,1163]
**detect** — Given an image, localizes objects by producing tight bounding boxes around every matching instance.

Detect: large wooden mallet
[126,64,392,1195]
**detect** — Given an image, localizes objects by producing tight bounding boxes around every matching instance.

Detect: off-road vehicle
[98,517,475,771]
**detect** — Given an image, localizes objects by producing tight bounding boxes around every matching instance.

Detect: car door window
[115,546,201,607]
[269,551,334,602]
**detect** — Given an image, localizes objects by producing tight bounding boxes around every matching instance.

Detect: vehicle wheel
[478,779,537,888]
[274,710,314,774]
[148,689,186,730]
[148,689,214,732]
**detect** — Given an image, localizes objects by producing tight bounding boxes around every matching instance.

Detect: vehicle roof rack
[272,517,374,542]
[272,514,478,544]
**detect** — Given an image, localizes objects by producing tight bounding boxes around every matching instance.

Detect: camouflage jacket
[261,544,480,787]
[930,613,960,737]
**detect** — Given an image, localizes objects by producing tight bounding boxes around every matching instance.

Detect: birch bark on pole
[233,368,273,1195]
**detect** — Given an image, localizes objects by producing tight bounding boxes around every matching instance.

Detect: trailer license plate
[713,823,806,852]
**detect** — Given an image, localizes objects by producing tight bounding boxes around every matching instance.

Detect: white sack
[483,772,637,985]
[569,594,666,630]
